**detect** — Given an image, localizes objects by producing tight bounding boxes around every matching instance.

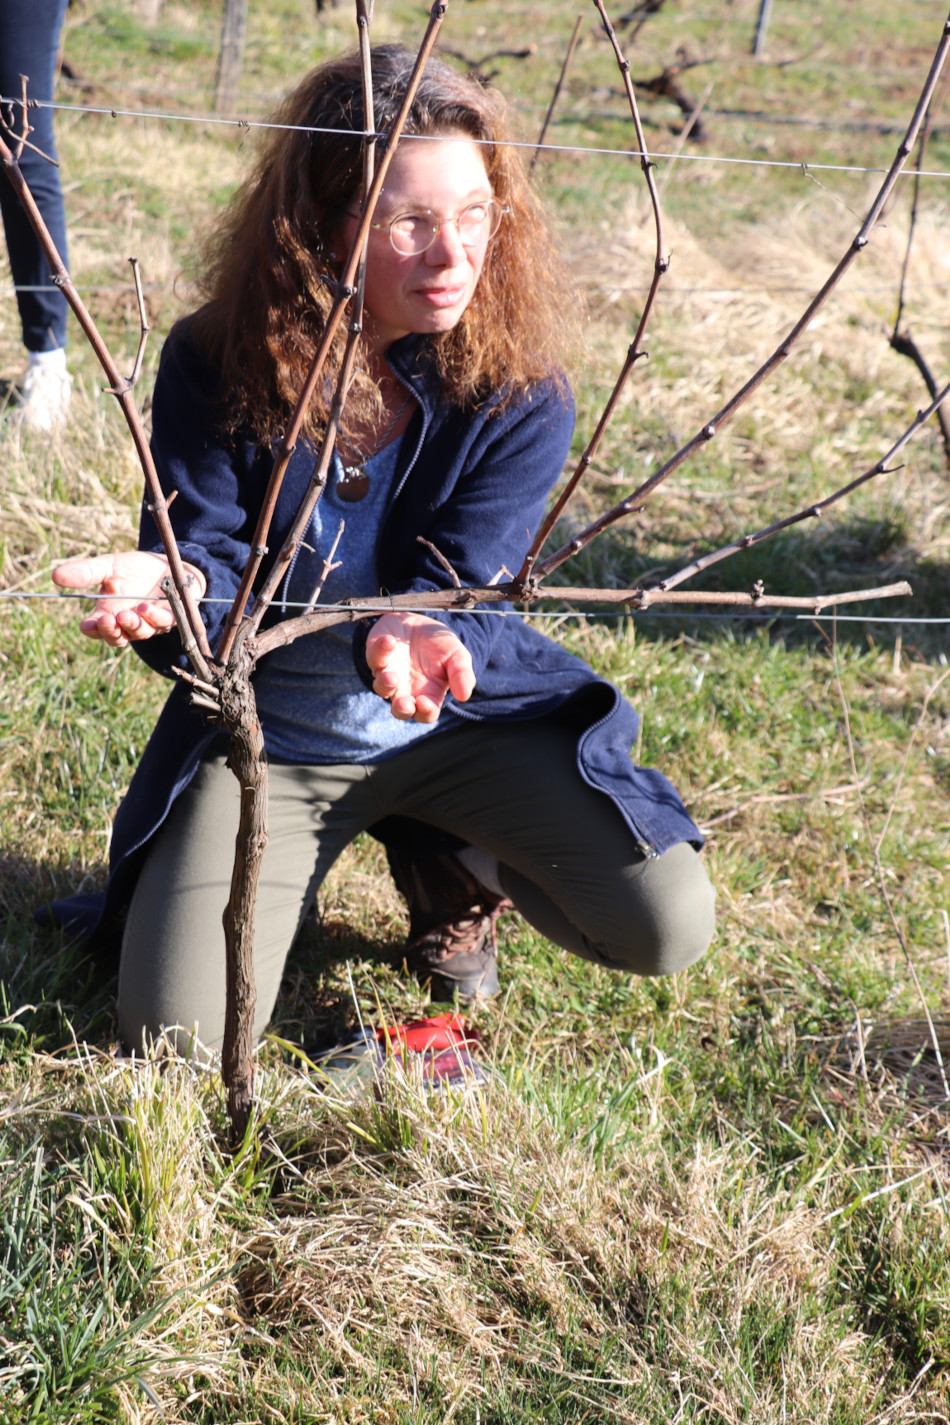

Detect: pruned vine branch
[250,581,914,661]
[889,63,950,466]
[635,52,711,142]
[127,257,151,388]
[527,7,950,585]
[216,0,450,667]
[519,0,670,585]
[0,112,208,665]
[6,73,60,166]
[655,380,950,594]
[215,0,389,1138]
[529,16,584,176]
[439,44,537,86]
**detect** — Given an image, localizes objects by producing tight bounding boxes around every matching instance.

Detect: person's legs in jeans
[0,0,71,426]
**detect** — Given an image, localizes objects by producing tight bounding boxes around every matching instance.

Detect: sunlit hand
[52,551,207,649]
[366,612,475,723]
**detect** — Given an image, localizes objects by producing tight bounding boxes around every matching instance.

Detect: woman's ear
[329,211,359,269]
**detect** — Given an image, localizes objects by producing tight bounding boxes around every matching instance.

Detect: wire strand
[6,279,950,298]
[1,590,940,626]
[2,84,946,634]
[9,94,950,181]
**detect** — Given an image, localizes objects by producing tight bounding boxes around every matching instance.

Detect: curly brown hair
[189,44,580,442]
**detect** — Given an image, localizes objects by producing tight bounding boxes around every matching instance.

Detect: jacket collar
[384,335,443,420]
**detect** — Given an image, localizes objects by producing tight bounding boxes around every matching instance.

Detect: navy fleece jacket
[42,322,702,947]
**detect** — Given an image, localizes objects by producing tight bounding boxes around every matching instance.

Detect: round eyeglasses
[369,198,510,256]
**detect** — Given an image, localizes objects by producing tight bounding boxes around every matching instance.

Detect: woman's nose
[425,218,467,265]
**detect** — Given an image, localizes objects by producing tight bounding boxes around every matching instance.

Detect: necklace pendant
[338,465,370,502]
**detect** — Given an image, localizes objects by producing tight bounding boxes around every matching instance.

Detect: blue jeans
[0,0,69,351]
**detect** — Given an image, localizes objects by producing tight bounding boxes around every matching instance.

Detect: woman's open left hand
[366,612,475,723]
[52,551,207,649]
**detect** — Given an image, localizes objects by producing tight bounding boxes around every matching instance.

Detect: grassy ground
[2,0,950,1419]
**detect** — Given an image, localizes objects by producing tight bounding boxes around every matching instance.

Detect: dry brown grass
[10,1036,945,1423]
[569,192,950,464]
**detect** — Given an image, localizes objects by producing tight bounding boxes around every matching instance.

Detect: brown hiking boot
[387,849,510,1001]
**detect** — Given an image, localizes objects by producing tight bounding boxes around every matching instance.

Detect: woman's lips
[415,284,467,308]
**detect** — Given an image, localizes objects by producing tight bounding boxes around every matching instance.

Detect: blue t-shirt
[254,437,460,763]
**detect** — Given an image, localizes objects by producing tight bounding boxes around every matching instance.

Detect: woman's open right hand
[366,611,475,723]
[52,551,207,649]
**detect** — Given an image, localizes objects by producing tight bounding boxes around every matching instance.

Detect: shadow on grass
[553,513,950,657]
[0,916,118,1054]
[271,909,409,1055]
[0,851,405,1057]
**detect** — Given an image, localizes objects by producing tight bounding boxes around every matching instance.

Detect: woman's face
[338,134,494,355]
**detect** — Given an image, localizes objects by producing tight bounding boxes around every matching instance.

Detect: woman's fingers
[373,659,422,719]
[52,554,126,591]
[366,613,475,722]
[406,681,447,723]
[52,552,204,646]
[77,611,133,647]
[368,625,423,718]
[368,632,408,696]
[79,604,173,645]
[434,638,475,703]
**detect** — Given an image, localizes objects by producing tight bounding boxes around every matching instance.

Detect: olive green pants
[118,721,715,1055]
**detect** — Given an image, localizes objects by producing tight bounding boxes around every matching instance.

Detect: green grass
[3,0,950,1419]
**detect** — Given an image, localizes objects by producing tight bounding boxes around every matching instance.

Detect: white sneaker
[15,349,72,432]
